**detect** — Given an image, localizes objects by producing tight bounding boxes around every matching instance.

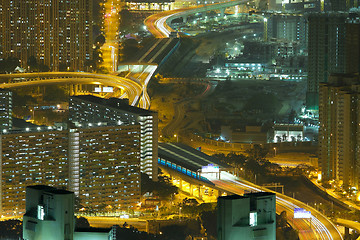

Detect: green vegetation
[27,56,50,72]
[213,145,282,183]
[0,57,20,73]
[243,93,282,114]
[119,39,140,63]
[0,219,22,239]
[141,172,178,200]
[276,211,299,240]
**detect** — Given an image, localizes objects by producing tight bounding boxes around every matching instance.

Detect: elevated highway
[0,72,144,107]
[159,143,343,240]
[144,0,246,38]
[333,219,360,240]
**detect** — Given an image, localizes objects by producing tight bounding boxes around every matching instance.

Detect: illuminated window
[249,212,257,227]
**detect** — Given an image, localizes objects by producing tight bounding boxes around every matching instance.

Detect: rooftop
[71,95,157,115]
[158,143,229,172]
[27,185,73,195]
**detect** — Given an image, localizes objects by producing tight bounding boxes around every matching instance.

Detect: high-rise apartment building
[285,0,322,12]
[0,89,12,130]
[267,13,307,49]
[330,0,359,11]
[69,125,141,209]
[69,95,158,181]
[0,128,69,216]
[319,73,360,189]
[0,0,92,71]
[307,11,360,111]
[346,12,360,74]
[217,192,276,240]
[307,12,348,110]
[0,124,141,216]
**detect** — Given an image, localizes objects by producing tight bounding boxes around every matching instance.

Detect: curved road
[0,72,143,107]
[213,177,343,240]
[144,0,247,38]
[145,2,343,239]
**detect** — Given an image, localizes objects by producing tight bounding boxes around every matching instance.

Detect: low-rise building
[217,192,276,240]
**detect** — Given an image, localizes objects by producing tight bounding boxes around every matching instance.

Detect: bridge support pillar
[70,85,78,95]
[182,15,188,23]
[344,227,349,238]
[220,8,225,18]
[180,179,183,191]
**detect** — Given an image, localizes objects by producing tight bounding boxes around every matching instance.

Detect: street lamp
[264,18,268,41]
[273,147,276,157]
[30,109,35,122]
[174,134,178,143]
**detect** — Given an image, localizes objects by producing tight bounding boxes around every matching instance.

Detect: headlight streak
[213,179,340,240]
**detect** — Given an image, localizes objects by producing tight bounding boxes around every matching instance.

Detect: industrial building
[217,192,276,240]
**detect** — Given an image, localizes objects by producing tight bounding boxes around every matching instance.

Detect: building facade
[23,185,75,240]
[0,125,141,216]
[70,125,141,210]
[346,11,360,74]
[307,11,360,111]
[69,95,158,181]
[23,185,116,240]
[217,192,276,240]
[125,0,174,11]
[307,12,348,110]
[329,0,359,11]
[0,89,12,130]
[0,129,69,216]
[267,14,307,49]
[319,73,360,189]
[0,0,92,71]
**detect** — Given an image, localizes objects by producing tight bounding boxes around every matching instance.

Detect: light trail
[0,72,144,107]
[211,177,342,240]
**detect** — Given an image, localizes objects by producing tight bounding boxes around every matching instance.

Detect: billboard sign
[294,208,311,219]
[201,164,219,173]
[94,87,113,93]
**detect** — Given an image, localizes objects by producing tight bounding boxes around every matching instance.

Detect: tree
[141,171,178,200]
[43,86,67,102]
[119,39,140,62]
[0,219,22,239]
[199,210,217,238]
[288,109,297,123]
[94,34,106,48]
[245,144,268,161]
[0,57,20,73]
[75,217,90,229]
[28,55,38,71]
[160,225,187,240]
[119,9,134,33]
[38,63,50,72]
[12,91,37,107]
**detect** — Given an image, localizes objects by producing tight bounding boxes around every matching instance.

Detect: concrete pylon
[220,8,225,17]
[182,15,188,23]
